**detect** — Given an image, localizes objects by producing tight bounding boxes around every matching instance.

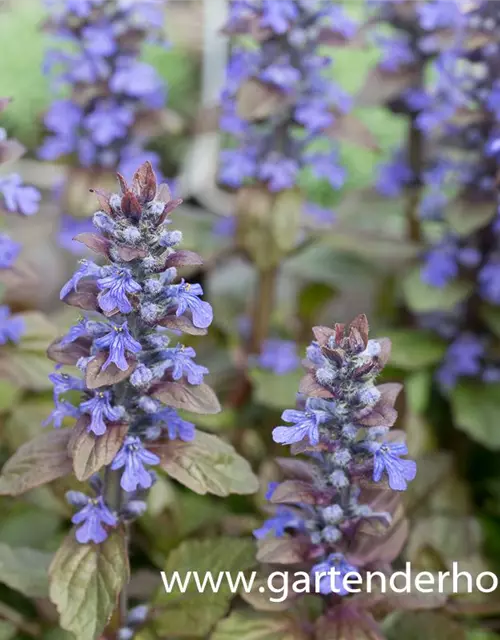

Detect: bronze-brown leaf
[47,336,92,366]
[131,161,157,203]
[270,480,317,506]
[68,415,128,481]
[152,380,221,414]
[62,279,100,312]
[0,429,73,496]
[299,373,332,399]
[157,315,208,336]
[85,352,137,389]
[164,250,204,268]
[73,233,111,257]
[121,190,142,220]
[256,537,306,565]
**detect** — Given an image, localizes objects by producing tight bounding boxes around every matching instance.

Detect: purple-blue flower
[155,407,195,442]
[60,260,102,299]
[49,371,85,399]
[0,234,21,269]
[376,152,413,197]
[219,149,257,188]
[0,174,40,215]
[369,441,417,492]
[421,242,458,288]
[0,306,24,344]
[111,436,160,492]
[43,399,81,429]
[163,345,208,385]
[220,1,352,195]
[168,281,213,329]
[97,267,141,314]
[258,339,300,375]
[80,391,123,436]
[479,260,500,304]
[260,0,298,34]
[311,554,358,596]
[94,321,142,371]
[437,333,484,389]
[272,404,328,446]
[259,156,299,192]
[253,507,302,540]
[71,495,118,544]
[59,316,90,346]
[84,101,134,146]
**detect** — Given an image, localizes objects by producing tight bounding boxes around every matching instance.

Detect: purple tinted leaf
[62,279,100,312]
[73,233,111,257]
[131,161,157,203]
[299,373,332,398]
[47,337,92,365]
[153,380,221,414]
[256,537,306,564]
[274,457,316,483]
[0,429,73,496]
[85,352,137,389]
[270,480,317,505]
[68,415,128,481]
[157,315,208,336]
[153,431,258,496]
[165,250,204,268]
[115,245,148,262]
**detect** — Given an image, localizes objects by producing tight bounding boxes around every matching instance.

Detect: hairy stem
[105,468,128,625]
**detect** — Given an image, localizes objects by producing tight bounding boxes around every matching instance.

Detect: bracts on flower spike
[254,315,418,636]
[0,162,259,638]
[44,161,222,543]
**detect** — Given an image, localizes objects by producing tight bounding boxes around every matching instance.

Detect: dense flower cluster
[39,0,166,179]
[219,0,354,205]
[373,0,465,200]
[255,316,415,615]
[0,98,40,342]
[413,2,500,388]
[46,162,217,544]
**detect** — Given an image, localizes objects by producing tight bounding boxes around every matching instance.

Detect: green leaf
[211,611,308,640]
[446,198,496,236]
[155,430,259,497]
[0,506,62,550]
[155,538,257,637]
[479,304,500,338]
[384,612,466,640]
[466,631,500,640]
[0,349,57,392]
[68,416,128,481]
[0,429,73,496]
[403,268,473,313]
[406,370,432,414]
[49,529,129,640]
[285,241,375,287]
[0,542,52,597]
[249,369,303,411]
[271,189,302,256]
[298,283,336,324]
[0,621,15,640]
[153,381,221,415]
[0,312,60,392]
[385,329,447,370]
[450,382,500,449]
[5,398,62,450]
[0,379,22,413]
